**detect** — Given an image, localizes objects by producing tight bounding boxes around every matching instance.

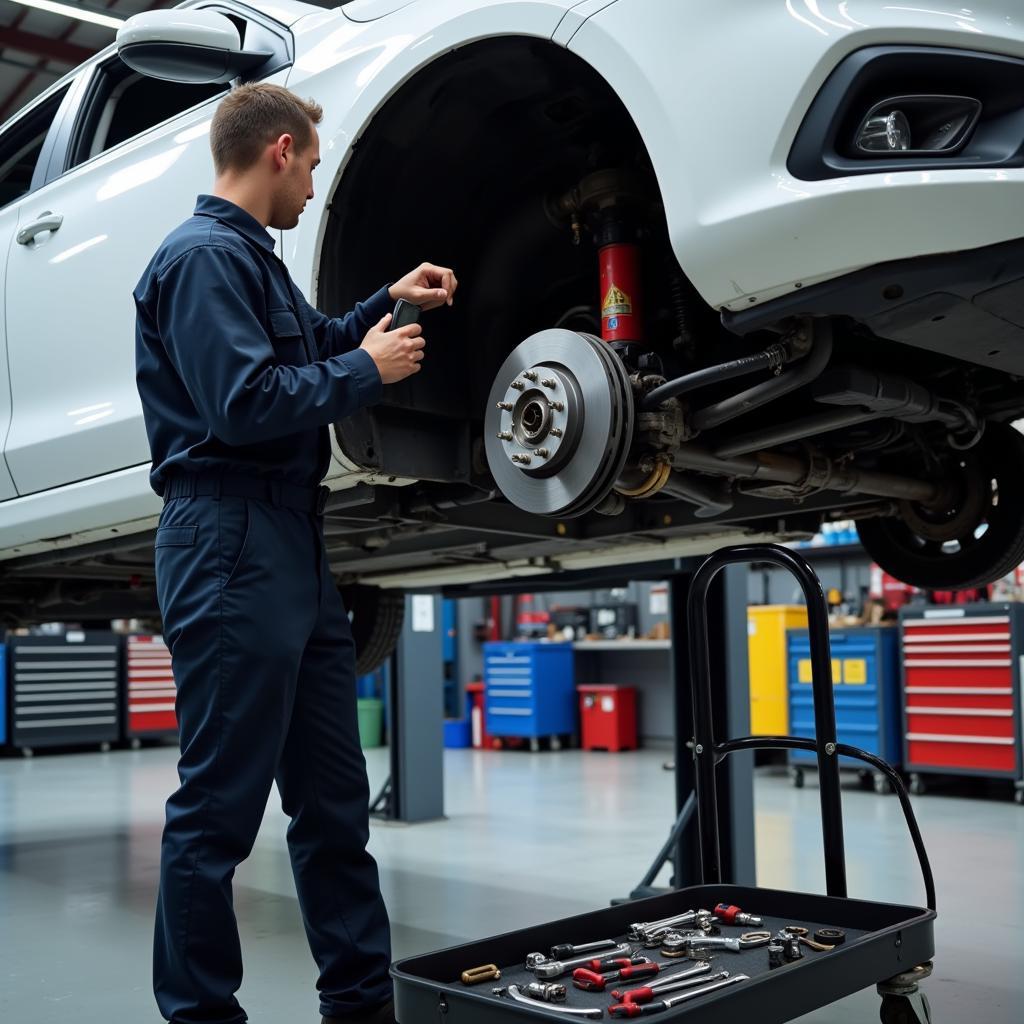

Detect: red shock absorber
[599,239,643,345]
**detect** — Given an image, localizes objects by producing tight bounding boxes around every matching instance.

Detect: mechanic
[133,83,457,1024]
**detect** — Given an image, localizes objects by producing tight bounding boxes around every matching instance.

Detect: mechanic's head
[210,83,322,230]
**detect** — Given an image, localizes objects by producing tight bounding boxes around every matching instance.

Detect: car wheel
[340,584,405,676]
[856,423,1024,589]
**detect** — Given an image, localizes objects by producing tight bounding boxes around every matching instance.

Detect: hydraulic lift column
[381,593,446,823]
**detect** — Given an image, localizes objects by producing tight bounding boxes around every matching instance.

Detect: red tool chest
[899,604,1023,796]
[123,634,178,742]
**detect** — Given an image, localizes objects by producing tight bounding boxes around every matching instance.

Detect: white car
[2,0,1023,667]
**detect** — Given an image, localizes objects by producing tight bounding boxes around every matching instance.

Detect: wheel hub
[485,330,634,517]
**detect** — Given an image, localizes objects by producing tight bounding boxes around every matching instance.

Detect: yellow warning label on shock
[602,283,632,317]
[798,658,843,684]
[843,659,867,684]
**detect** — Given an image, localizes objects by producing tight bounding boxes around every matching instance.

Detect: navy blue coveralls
[134,195,393,1024]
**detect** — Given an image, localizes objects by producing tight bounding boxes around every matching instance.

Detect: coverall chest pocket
[268,308,307,365]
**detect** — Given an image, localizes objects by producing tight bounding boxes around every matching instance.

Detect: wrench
[609,974,749,1016]
[533,942,632,979]
[628,909,710,941]
[502,984,603,1018]
[662,930,770,955]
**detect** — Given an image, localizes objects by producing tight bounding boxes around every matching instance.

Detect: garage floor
[0,746,1019,1023]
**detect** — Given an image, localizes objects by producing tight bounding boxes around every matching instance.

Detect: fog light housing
[853,95,982,156]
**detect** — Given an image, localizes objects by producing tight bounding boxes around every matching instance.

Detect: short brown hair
[210,83,323,174]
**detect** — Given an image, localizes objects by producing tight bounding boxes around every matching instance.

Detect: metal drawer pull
[489,689,533,698]
[904,632,1010,643]
[906,686,1012,695]
[489,708,533,716]
[908,707,1012,717]
[905,658,1011,667]
[904,616,1009,626]
[907,732,1015,745]
[904,644,1010,653]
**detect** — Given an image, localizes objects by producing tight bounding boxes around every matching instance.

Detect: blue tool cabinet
[484,642,576,748]
[0,643,6,747]
[787,627,902,792]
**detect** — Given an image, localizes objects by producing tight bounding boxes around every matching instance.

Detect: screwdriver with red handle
[573,962,660,992]
[610,962,715,1003]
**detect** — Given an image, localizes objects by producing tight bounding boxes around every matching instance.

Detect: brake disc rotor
[484,329,635,517]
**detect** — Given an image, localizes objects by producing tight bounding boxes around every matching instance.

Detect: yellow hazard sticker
[602,283,632,317]
[843,659,867,685]
[798,658,843,684]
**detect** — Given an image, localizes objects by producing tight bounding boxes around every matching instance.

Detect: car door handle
[17,211,64,245]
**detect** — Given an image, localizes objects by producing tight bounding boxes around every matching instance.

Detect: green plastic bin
[357,698,384,748]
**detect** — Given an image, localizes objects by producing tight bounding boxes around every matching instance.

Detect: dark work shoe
[322,998,396,1024]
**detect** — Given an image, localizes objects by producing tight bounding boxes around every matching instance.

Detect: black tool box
[393,545,937,1023]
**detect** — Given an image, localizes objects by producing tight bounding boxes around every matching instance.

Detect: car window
[0,84,71,211]
[66,58,228,171]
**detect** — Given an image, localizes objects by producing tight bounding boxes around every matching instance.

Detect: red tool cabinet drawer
[906,735,1017,773]
[125,635,178,739]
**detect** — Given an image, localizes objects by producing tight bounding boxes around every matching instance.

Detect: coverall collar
[194,194,277,253]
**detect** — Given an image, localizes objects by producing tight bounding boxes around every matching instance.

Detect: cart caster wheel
[550,735,563,752]
[873,773,891,796]
[790,767,805,789]
[909,774,926,796]
[100,742,111,753]
[880,993,932,1024]
[130,738,142,751]
[21,747,33,759]
[529,737,540,753]
[1014,788,1024,806]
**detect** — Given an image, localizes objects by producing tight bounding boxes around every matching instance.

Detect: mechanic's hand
[360,313,425,384]
[388,262,458,311]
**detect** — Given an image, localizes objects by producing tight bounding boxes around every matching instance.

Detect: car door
[2,6,292,496]
[0,79,76,502]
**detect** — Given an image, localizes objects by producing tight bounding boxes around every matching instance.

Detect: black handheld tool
[391,298,421,329]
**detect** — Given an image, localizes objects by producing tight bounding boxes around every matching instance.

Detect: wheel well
[318,36,701,482]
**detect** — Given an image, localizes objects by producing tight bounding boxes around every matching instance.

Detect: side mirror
[116,10,272,84]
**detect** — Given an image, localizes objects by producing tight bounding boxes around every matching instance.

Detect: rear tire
[857,423,1024,589]
[340,585,405,676]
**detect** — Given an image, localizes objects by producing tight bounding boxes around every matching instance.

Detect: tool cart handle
[686,543,936,911]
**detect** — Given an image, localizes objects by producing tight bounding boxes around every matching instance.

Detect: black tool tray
[393,882,935,1023]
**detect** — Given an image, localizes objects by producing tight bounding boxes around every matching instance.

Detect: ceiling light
[6,0,125,31]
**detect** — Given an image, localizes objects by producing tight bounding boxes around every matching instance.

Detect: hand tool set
[392,546,937,1024]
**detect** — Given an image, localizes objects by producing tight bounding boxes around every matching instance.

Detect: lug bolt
[536,448,550,458]
[497,430,513,441]
[512,454,532,465]
[496,401,513,411]
[510,380,525,391]
[550,427,563,438]
[522,370,538,382]
[550,401,564,412]
[541,378,556,389]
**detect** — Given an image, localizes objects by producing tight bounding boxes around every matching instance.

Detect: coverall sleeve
[156,244,382,446]
[304,284,393,360]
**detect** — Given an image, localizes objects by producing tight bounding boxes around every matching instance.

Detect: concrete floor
[0,746,1020,1023]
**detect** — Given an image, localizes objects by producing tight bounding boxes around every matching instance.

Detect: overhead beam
[0,26,97,66]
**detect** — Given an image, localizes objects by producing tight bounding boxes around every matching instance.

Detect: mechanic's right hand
[360,313,425,384]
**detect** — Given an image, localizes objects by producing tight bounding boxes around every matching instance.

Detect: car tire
[856,423,1024,589]
[340,584,405,676]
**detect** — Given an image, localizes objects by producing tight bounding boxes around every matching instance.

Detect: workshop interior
[2,1,1024,1023]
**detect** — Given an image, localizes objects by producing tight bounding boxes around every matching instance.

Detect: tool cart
[394,545,936,1024]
